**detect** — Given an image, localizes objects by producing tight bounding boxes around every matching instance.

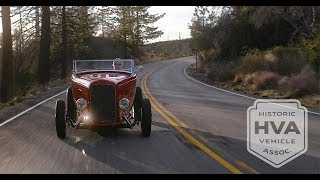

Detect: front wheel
[141,98,152,137]
[55,99,66,139]
[134,86,143,109]
[66,87,76,122]
[134,86,143,123]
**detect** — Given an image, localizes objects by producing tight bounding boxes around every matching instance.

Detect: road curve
[145,56,320,174]
[0,56,319,174]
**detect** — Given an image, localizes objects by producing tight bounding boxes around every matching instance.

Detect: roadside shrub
[241,46,261,57]
[198,48,220,66]
[240,53,268,73]
[251,71,281,90]
[278,65,319,97]
[207,61,240,82]
[204,48,219,61]
[244,73,254,85]
[239,46,308,76]
[233,73,255,85]
[298,32,320,74]
[234,73,245,84]
[138,47,146,58]
[0,103,6,110]
[15,69,36,96]
[270,46,307,76]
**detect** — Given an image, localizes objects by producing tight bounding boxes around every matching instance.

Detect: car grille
[90,84,116,123]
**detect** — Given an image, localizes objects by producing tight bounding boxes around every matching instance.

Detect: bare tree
[0,6,14,102]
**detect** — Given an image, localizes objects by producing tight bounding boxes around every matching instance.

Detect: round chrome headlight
[119,98,130,110]
[76,98,87,110]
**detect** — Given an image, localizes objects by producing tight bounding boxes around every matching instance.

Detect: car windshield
[73,59,134,74]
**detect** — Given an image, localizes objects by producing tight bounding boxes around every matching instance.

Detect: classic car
[55,58,152,139]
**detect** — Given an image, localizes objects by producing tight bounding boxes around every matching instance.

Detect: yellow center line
[142,68,260,174]
[141,69,243,174]
[142,81,188,128]
[235,160,260,174]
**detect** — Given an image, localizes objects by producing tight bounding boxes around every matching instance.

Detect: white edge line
[0,61,318,127]
[0,90,67,127]
[183,63,256,100]
[184,63,320,116]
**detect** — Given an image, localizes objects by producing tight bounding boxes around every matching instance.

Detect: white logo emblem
[247,99,308,168]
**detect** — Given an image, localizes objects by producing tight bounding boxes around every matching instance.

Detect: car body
[55,59,152,139]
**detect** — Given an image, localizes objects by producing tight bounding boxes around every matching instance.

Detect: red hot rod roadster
[55,59,152,138]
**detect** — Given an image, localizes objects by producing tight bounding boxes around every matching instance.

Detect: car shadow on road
[62,121,320,174]
[62,124,190,173]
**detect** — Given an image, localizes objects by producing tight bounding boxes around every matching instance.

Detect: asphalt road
[0,56,319,174]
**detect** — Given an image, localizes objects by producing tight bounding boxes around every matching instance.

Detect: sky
[0,6,196,44]
[147,6,196,43]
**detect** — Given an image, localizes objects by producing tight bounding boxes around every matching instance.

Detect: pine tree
[113,6,165,58]
[50,6,96,78]
[96,6,115,38]
[132,6,164,58]
[114,6,135,58]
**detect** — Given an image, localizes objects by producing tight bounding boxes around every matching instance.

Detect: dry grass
[278,65,319,97]
[251,71,281,90]
[299,94,320,108]
[191,62,320,108]
[233,71,281,90]
[0,78,70,110]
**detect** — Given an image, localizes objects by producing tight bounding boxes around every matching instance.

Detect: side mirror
[138,66,144,71]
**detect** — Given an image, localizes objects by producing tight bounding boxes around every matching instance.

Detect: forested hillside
[68,37,193,63]
[0,6,166,107]
[141,39,193,61]
[189,6,320,106]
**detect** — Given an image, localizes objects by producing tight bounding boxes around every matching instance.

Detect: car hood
[74,72,132,88]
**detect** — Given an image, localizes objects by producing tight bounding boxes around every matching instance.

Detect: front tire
[66,87,76,122]
[134,86,143,109]
[55,99,66,139]
[141,98,152,137]
[134,86,143,122]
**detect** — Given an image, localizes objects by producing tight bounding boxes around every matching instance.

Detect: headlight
[82,112,90,122]
[119,98,130,110]
[76,98,87,110]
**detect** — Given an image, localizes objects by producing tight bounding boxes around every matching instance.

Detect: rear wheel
[55,99,66,139]
[66,87,76,122]
[141,98,152,137]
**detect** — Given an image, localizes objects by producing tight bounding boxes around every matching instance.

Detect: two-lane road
[0,56,319,173]
[144,56,320,173]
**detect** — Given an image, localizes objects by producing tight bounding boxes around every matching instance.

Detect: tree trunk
[101,8,105,38]
[61,6,67,79]
[124,33,127,58]
[123,7,127,58]
[135,8,139,58]
[1,6,14,102]
[38,6,50,85]
[35,6,40,42]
